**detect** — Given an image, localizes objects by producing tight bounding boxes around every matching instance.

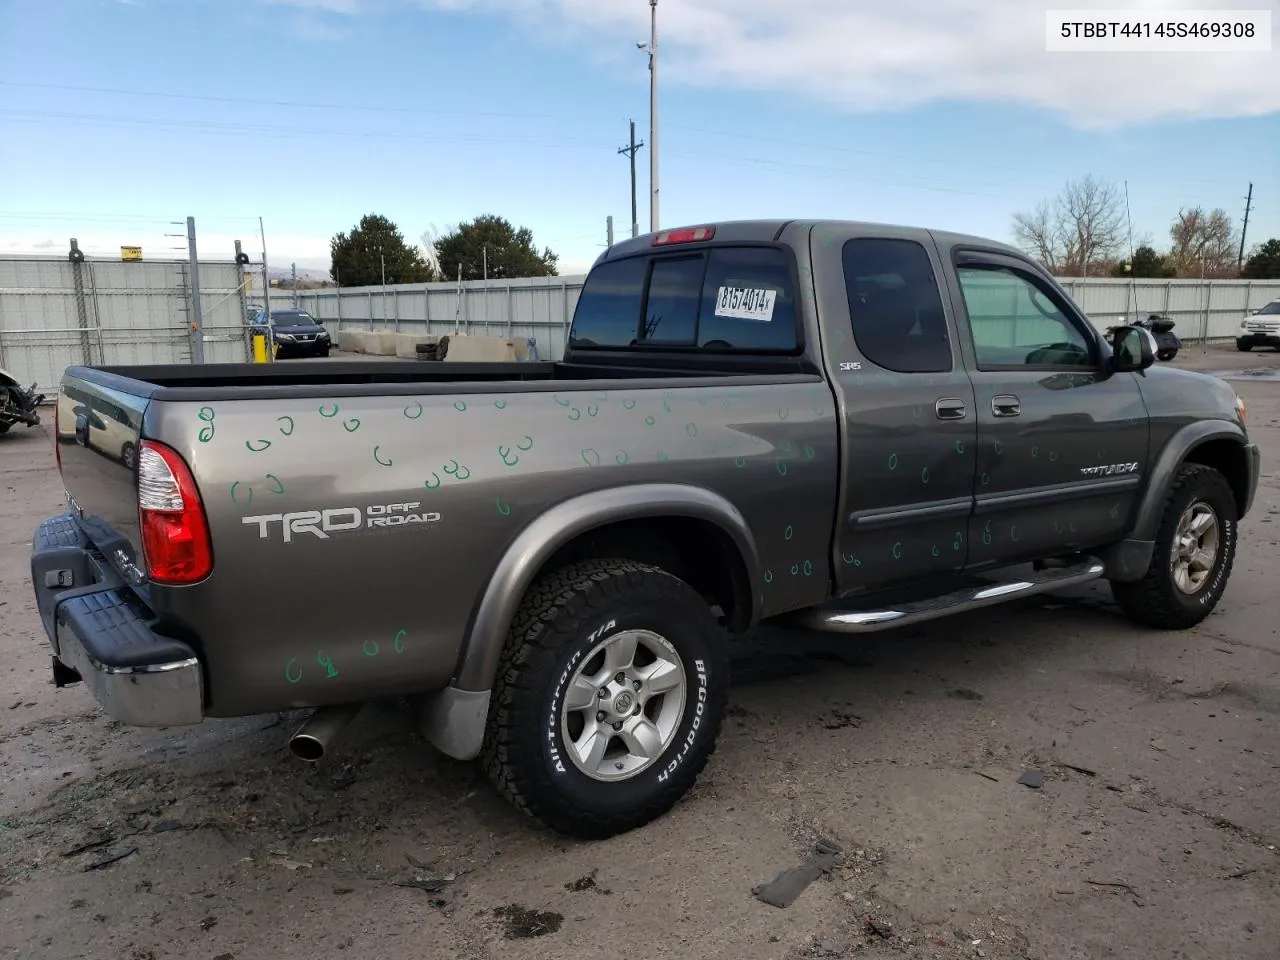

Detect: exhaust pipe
[288,702,363,762]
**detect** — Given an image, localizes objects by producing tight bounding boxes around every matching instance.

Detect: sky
[0,0,1276,278]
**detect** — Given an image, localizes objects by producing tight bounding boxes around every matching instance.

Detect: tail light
[137,440,213,584]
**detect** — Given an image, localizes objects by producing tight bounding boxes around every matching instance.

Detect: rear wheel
[1237,339,1253,352]
[481,558,728,839]
[1110,463,1238,629]
[1157,347,1178,361]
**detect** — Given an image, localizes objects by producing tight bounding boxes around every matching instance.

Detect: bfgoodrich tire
[481,558,729,839]
[1110,463,1238,630]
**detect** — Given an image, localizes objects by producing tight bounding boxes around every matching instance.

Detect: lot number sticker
[715,285,776,322]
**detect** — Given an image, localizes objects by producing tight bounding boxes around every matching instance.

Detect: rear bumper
[30,514,204,727]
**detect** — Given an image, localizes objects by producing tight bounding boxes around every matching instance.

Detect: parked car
[1236,298,1280,351]
[33,219,1259,840]
[249,308,332,358]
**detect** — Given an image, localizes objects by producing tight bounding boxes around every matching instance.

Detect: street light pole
[648,0,659,234]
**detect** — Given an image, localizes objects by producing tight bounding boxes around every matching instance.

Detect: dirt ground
[1,342,1278,960]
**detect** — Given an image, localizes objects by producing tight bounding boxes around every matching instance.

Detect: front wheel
[1237,339,1253,352]
[1110,463,1238,629]
[481,558,728,839]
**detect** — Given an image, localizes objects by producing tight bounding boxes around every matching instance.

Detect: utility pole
[1238,182,1254,273]
[186,216,206,363]
[259,216,271,322]
[618,118,645,238]
[291,262,298,308]
[649,0,659,233]
[607,216,615,247]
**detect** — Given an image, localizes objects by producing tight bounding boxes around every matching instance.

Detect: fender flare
[451,483,763,693]
[1130,420,1250,541]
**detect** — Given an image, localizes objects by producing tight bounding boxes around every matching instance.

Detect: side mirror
[1111,324,1156,372]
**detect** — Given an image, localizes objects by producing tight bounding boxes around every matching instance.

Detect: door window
[842,238,952,373]
[956,265,1093,367]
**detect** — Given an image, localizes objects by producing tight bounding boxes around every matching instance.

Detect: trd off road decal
[242,502,441,543]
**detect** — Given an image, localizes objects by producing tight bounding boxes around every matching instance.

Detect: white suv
[1237,298,1280,351]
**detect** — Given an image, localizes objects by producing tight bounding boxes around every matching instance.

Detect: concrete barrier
[335,329,364,353]
[443,334,530,363]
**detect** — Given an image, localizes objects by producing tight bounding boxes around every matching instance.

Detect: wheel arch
[1133,422,1254,541]
[452,483,763,695]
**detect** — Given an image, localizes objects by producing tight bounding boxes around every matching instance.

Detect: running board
[796,558,1106,634]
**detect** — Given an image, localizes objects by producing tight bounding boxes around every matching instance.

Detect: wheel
[481,558,729,839]
[1237,339,1253,352]
[316,345,330,358]
[121,442,136,470]
[1110,463,1238,630]
[1157,347,1178,361]
[0,422,9,435]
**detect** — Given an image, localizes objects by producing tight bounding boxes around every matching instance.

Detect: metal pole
[186,216,206,363]
[259,216,271,326]
[607,215,615,246]
[1238,182,1253,273]
[649,0,659,233]
[291,262,298,308]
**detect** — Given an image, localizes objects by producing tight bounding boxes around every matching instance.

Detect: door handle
[991,395,1021,417]
[935,398,967,420]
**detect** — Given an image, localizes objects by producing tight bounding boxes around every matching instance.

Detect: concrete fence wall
[283,275,1280,362]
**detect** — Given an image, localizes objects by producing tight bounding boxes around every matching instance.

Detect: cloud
[393,0,1278,129]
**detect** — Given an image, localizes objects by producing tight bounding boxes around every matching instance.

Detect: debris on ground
[564,868,611,894]
[493,904,564,939]
[83,846,138,872]
[948,688,984,701]
[824,709,863,730]
[863,915,894,939]
[752,836,844,908]
[1017,770,1046,789]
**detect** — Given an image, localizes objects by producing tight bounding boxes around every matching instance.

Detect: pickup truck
[33,219,1259,840]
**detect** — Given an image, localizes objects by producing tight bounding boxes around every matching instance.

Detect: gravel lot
[1,343,1278,960]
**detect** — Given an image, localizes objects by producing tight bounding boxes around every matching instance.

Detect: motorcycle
[0,367,45,434]
[1105,313,1181,362]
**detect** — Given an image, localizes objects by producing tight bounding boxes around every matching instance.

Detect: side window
[956,266,1092,367]
[697,247,799,351]
[641,256,703,344]
[567,256,647,347]
[842,238,952,373]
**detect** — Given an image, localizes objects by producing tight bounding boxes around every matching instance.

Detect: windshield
[1256,301,1280,317]
[271,311,317,326]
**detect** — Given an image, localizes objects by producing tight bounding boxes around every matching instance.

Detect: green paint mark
[622,399,637,410]
[1109,503,1120,519]
[955,439,965,454]
[790,564,799,576]
[662,399,672,414]
[245,439,272,453]
[1049,450,1058,462]
[319,403,339,418]
[197,407,216,442]
[722,398,732,410]
[892,542,903,560]
[645,416,656,426]
[496,498,511,517]
[1010,525,1020,542]
[494,399,507,410]
[554,395,571,408]
[568,407,582,421]
[686,423,698,438]
[373,446,393,467]
[980,472,990,486]
[734,456,746,468]
[842,553,861,568]
[778,407,790,420]
[498,446,519,467]
[443,459,471,480]
[197,407,215,422]
[362,640,380,657]
[921,467,930,484]
[316,651,339,679]
[265,473,284,495]
[596,392,610,402]
[775,459,789,476]
[582,448,602,467]
[588,405,600,417]
[198,425,215,443]
[615,451,629,465]
[343,418,361,433]
[802,560,813,577]
[453,401,468,412]
[424,472,441,490]
[230,481,251,508]
[394,630,406,654]
[887,453,899,470]
[656,452,669,462]
[931,545,940,558]
[804,445,816,460]
[780,440,793,453]
[784,525,794,541]
[993,441,1003,456]
[517,436,534,451]
[1031,446,1039,458]
[403,402,423,419]
[912,405,923,419]
[952,532,964,551]
[764,570,774,584]
[277,415,295,436]
[284,659,302,684]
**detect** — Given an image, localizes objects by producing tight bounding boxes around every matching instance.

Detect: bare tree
[1167,207,1240,277]
[1011,175,1127,276]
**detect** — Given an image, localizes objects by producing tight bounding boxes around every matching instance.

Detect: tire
[316,346,330,358]
[1157,348,1178,362]
[1110,463,1238,630]
[481,558,729,839]
[1237,340,1253,352]
[0,422,9,435]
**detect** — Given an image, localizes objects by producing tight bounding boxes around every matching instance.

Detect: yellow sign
[120,246,143,261]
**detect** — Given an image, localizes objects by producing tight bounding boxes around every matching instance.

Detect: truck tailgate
[54,375,150,575]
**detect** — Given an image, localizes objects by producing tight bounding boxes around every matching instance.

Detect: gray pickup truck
[32,219,1259,839]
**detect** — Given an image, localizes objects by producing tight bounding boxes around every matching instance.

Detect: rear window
[568,246,798,352]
